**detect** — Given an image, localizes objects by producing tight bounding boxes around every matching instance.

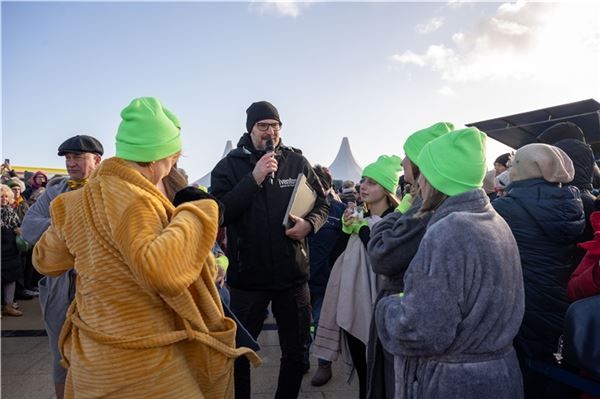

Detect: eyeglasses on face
[256,122,281,132]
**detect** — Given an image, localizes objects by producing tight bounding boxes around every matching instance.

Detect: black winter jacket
[554,139,598,262]
[493,178,584,361]
[210,133,329,290]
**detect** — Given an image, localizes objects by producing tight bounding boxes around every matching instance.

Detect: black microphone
[265,139,275,185]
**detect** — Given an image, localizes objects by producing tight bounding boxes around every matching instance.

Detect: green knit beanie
[403,122,454,162]
[116,97,181,162]
[416,127,487,196]
[362,155,403,193]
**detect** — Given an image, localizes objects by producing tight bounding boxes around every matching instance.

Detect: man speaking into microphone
[211,100,329,399]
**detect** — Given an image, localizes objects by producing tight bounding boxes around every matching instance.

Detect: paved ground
[1,298,358,398]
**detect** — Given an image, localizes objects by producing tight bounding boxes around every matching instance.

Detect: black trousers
[229,282,311,399]
[345,330,367,399]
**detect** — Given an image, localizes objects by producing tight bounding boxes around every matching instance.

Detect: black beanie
[494,153,511,167]
[537,122,585,145]
[245,101,282,133]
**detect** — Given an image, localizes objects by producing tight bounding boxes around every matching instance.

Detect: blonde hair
[0,184,15,204]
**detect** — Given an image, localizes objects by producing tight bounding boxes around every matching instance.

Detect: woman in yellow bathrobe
[33,97,260,399]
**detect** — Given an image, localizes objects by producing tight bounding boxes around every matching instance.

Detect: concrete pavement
[1,298,358,398]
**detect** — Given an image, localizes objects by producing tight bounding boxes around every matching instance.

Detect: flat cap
[57,135,104,156]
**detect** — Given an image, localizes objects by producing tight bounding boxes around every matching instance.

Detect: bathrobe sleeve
[32,223,74,277]
[375,227,464,356]
[114,197,219,297]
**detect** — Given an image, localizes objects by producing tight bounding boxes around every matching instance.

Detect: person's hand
[342,202,364,227]
[285,214,312,241]
[343,202,358,226]
[0,163,10,175]
[14,227,21,235]
[173,186,224,225]
[341,203,367,235]
[252,152,278,185]
[395,193,413,214]
[215,264,225,288]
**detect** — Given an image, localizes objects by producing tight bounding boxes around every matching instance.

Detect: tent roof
[467,99,600,150]
[328,137,362,183]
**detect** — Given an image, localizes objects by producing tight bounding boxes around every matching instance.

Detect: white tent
[328,137,362,183]
[192,140,233,188]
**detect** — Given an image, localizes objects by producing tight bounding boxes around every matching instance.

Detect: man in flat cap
[211,101,329,399]
[21,134,103,399]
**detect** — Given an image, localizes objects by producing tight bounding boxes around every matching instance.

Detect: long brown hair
[416,177,448,216]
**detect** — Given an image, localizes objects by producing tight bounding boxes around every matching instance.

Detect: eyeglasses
[256,122,281,132]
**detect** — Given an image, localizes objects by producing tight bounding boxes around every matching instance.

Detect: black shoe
[14,291,34,300]
[310,363,332,386]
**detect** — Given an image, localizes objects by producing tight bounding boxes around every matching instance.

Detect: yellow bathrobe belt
[58,302,262,369]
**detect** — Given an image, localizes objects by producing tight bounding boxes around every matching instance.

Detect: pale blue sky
[3,1,599,181]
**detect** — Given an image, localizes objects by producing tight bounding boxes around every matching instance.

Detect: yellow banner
[10,165,67,175]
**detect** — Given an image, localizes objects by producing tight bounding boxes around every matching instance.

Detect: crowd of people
[2,98,599,399]
[1,162,46,317]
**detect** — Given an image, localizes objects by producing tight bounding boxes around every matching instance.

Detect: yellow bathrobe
[33,157,260,398]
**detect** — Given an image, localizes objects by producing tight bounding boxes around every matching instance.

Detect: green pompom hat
[416,127,487,196]
[403,122,454,162]
[362,155,403,194]
[116,97,181,162]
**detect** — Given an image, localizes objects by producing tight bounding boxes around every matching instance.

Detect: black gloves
[173,186,225,226]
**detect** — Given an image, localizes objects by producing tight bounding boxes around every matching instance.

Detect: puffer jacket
[554,139,598,261]
[308,197,346,295]
[493,178,585,360]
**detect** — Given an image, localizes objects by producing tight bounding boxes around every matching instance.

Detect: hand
[285,214,312,241]
[14,227,21,235]
[343,202,363,227]
[173,186,224,225]
[215,265,225,288]
[252,152,278,185]
[395,193,413,214]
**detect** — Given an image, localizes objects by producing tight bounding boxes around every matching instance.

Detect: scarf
[67,178,89,190]
[13,196,23,208]
[1,205,20,229]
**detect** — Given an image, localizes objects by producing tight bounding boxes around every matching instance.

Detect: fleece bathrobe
[376,189,525,399]
[33,157,260,399]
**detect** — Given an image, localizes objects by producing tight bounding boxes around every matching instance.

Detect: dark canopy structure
[467,99,600,154]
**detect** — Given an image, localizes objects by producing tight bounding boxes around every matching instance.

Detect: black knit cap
[537,122,585,145]
[245,101,282,133]
[57,135,104,156]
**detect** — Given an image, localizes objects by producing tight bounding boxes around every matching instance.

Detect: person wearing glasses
[211,100,329,399]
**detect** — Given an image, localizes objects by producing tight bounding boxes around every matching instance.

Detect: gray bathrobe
[376,189,525,399]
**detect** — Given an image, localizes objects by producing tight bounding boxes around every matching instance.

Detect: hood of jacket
[553,138,595,191]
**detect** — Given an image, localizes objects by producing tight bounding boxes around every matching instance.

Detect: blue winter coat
[308,197,346,295]
[493,178,585,361]
[376,189,525,399]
